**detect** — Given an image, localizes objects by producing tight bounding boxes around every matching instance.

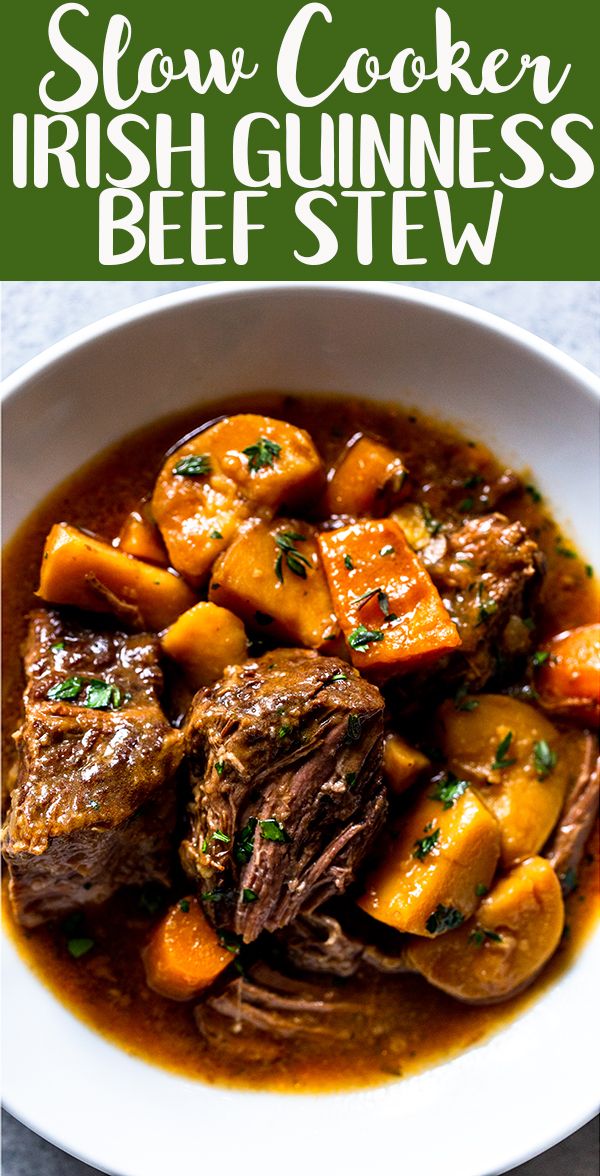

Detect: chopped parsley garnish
[422,504,442,536]
[215,761,225,777]
[556,544,576,559]
[243,437,281,472]
[475,882,489,897]
[379,545,395,557]
[202,889,228,902]
[344,554,354,570]
[477,598,498,625]
[491,731,516,771]
[47,676,84,701]
[234,817,257,864]
[138,883,167,917]
[346,714,362,742]
[531,650,550,668]
[353,586,381,608]
[51,641,65,652]
[274,531,311,582]
[210,529,223,540]
[413,828,440,860]
[278,724,292,739]
[178,898,190,913]
[259,818,289,843]
[353,586,393,620]
[454,686,479,712]
[346,772,357,788]
[173,454,211,477]
[67,937,94,959]
[585,564,594,578]
[82,680,123,710]
[425,905,464,935]
[211,829,231,844]
[330,672,348,683]
[469,927,503,946]
[525,483,542,503]
[533,739,557,779]
[459,497,474,512]
[348,625,384,650]
[255,611,274,625]
[376,590,392,618]
[463,474,483,489]
[560,867,578,896]
[47,676,123,709]
[430,774,469,810]
[218,930,242,954]
[243,888,258,903]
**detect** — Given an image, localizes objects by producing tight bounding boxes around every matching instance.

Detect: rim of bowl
[2,281,599,403]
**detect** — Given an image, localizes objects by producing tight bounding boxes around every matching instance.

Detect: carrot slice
[536,624,600,727]
[38,522,196,631]
[317,519,460,674]
[143,897,232,1001]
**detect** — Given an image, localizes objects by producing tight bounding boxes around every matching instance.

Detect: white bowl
[2,282,599,1176]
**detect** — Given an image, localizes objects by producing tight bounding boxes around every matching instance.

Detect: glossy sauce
[2,393,599,1092]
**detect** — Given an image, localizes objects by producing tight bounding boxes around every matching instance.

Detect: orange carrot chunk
[142,897,232,1001]
[38,522,196,631]
[118,508,168,566]
[325,435,407,517]
[317,519,460,675]
[536,624,600,727]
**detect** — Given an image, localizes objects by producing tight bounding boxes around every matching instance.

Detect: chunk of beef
[545,731,599,887]
[181,648,386,942]
[425,513,543,687]
[2,609,182,926]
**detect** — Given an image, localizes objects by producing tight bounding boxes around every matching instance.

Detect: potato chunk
[209,519,337,650]
[204,414,324,510]
[406,856,564,1003]
[383,734,430,795]
[152,415,324,583]
[438,695,572,868]
[325,435,407,517]
[152,453,250,585]
[118,508,168,565]
[161,602,248,688]
[357,783,500,936]
[37,523,196,631]
[318,519,460,676]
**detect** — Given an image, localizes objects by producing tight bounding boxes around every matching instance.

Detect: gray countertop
[1,281,599,1176]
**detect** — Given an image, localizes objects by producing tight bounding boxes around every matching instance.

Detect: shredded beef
[181,648,386,942]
